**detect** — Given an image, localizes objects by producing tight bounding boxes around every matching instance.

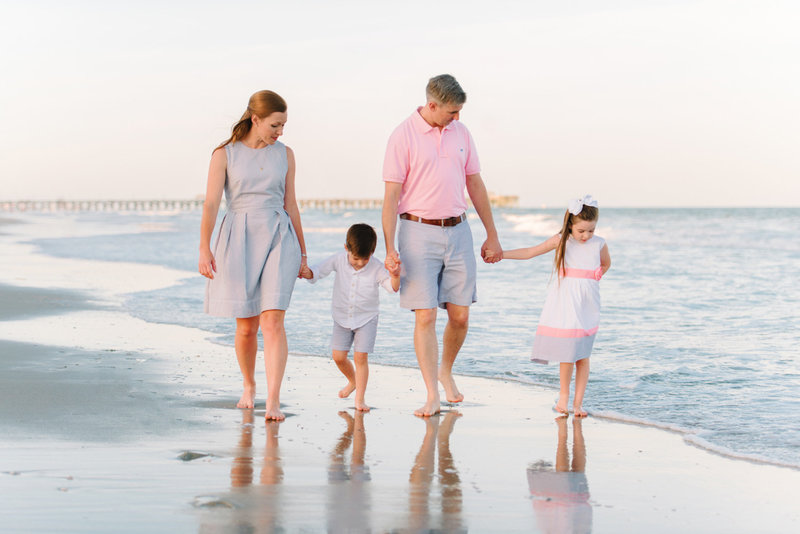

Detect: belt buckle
[440,218,446,227]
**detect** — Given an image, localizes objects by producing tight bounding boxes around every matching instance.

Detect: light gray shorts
[331,316,379,354]
[397,217,477,310]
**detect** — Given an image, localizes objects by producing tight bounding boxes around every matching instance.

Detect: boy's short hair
[346,224,377,258]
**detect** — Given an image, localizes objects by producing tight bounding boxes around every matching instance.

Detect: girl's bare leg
[557,363,574,414]
[353,351,370,411]
[573,358,590,417]
[332,350,356,398]
[234,316,260,408]
[260,310,288,421]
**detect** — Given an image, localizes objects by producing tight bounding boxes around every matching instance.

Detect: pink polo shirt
[383,108,481,219]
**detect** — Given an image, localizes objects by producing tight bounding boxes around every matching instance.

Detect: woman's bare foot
[338,381,356,399]
[237,382,256,409]
[414,398,441,417]
[438,372,464,403]
[354,400,371,412]
[573,406,588,418]
[265,401,285,421]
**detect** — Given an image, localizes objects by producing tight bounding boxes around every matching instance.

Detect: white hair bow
[568,195,598,215]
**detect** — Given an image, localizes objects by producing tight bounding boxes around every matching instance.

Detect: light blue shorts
[397,217,477,310]
[331,316,379,354]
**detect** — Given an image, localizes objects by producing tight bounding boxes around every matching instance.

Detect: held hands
[384,250,401,275]
[199,248,216,279]
[481,236,502,264]
[298,256,313,279]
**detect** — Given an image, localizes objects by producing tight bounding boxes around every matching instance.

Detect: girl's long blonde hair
[215,90,287,152]
[554,205,599,279]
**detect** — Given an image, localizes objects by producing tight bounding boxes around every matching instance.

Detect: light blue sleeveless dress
[204,141,301,317]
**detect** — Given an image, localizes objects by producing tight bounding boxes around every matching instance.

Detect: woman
[199,90,308,421]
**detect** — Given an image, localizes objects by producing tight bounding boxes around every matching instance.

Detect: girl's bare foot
[338,382,356,399]
[265,401,285,421]
[438,372,464,403]
[573,406,588,418]
[354,400,371,412]
[414,398,441,417]
[237,383,256,409]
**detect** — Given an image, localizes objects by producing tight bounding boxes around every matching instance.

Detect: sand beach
[1,214,798,533]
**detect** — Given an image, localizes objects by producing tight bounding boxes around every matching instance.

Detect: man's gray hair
[426,74,467,105]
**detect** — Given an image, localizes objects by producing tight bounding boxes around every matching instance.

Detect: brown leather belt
[399,212,466,227]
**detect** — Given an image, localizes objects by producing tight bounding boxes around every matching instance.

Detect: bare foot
[438,372,464,403]
[265,401,285,421]
[414,398,441,417]
[354,400,371,412]
[237,383,256,409]
[338,382,356,399]
[573,406,588,418]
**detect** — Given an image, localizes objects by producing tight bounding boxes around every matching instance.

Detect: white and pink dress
[531,235,605,364]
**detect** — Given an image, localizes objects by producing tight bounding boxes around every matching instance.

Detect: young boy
[301,224,401,411]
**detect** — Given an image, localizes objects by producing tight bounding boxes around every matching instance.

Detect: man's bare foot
[265,401,285,421]
[414,398,441,417]
[438,372,464,403]
[355,400,371,412]
[338,382,356,399]
[573,406,588,418]
[237,383,256,409]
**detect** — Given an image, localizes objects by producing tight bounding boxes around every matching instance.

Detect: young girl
[503,195,611,418]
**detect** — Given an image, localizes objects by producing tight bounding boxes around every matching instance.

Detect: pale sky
[1,0,798,207]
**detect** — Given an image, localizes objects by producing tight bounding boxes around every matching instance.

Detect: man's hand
[481,236,502,263]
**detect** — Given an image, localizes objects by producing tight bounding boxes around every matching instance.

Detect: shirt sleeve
[309,253,339,284]
[375,265,397,294]
[382,126,409,184]
[464,128,481,176]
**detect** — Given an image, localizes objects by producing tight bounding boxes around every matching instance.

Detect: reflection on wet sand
[408,411,465,533]
[198,410,284,533]
[527,417,592,534]
[327,411,371,532]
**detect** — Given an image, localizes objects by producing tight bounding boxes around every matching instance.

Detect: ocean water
[24,207,800,469]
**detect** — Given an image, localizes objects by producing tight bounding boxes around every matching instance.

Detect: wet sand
[1,217,799,532]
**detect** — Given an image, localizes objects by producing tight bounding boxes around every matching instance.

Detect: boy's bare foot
[414,398,441,417]
[438,372,464,403]
[338,382,356,398]
[354,400,371,412]
[237,383,256,409]
[265,401,285,421]
[573,406,588,418]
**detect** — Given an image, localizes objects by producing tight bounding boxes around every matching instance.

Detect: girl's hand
[199,248,216,279]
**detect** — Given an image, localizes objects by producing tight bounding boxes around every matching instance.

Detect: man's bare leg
[440,303,468,403]
[414,308,440,417]
[260,310,288,421]
[234,316,260,408]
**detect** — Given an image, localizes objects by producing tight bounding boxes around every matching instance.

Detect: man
[382,74,502,417]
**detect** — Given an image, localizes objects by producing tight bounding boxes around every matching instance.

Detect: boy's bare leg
[440,303,468,403]
[332,350,356,398]
[260,310,288,421]
[573,358,590,417]
[414,308,441,417]
[557,363,574,414]
[234,316,260,409]
[353,351,370,411]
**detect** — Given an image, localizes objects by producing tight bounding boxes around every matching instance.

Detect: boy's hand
[388,257,402,278]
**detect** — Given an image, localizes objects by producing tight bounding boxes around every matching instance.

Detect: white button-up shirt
[309,251,397,329]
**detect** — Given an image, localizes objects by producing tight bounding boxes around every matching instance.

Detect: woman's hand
[199,248,216,279]
[297,255,311,279]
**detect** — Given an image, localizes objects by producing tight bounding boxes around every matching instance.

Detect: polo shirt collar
[412,106,456,134]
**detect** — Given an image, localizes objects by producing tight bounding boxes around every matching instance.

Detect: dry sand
[1,216,798,533]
